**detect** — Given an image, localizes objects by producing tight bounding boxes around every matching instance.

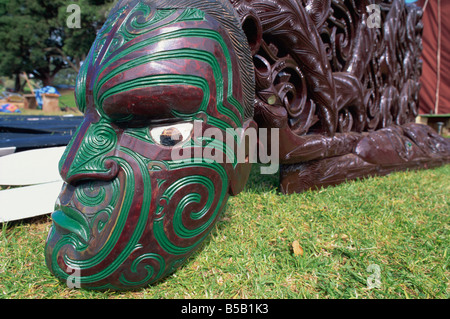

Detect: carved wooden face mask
[45,1,255,290]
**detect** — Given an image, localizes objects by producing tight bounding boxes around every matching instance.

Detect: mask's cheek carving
[146,162,229,257]
[46,137,233,290]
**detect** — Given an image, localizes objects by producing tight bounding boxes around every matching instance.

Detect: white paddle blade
[0,146,65,186]
[0,147,16,157]
[0,181,63,223]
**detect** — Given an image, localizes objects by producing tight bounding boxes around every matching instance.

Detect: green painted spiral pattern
[154,161,228,256]
[48,149,152,288]
[63,120,117,180]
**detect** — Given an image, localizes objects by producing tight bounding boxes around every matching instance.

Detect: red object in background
[417,0,450,115]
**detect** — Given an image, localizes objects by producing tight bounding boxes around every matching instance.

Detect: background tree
[55,0,117,73]
[0,0,116,92]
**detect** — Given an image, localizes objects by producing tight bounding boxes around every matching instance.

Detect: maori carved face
[45,1,255,290]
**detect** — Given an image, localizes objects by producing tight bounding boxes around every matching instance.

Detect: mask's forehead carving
[76,0,254,127]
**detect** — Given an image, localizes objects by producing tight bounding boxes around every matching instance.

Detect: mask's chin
[45,173,134,289]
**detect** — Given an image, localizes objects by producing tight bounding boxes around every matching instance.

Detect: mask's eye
[150,122,193,147]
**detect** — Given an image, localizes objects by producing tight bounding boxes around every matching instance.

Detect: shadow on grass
[243,164,280,193]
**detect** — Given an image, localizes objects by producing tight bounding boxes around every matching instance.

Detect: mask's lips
[51,205,91,245]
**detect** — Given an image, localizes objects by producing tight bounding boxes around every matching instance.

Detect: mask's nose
[59,119,120,184]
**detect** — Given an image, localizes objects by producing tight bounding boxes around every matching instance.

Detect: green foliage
[60,0,117,66]
[0,0,116,88]
[52,68,78,86]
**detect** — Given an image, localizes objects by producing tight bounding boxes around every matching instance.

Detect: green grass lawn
[0,163,448,299]
[58,89,78,109]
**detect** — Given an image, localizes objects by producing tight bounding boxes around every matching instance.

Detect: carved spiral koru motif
[233,0,337,135]
[48,136,231,289]
[231,0,423,137]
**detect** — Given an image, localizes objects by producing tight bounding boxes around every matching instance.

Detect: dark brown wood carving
[232,0,450,192]
[44,0,450,290]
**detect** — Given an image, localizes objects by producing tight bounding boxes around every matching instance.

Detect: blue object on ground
[34,86,60,109]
